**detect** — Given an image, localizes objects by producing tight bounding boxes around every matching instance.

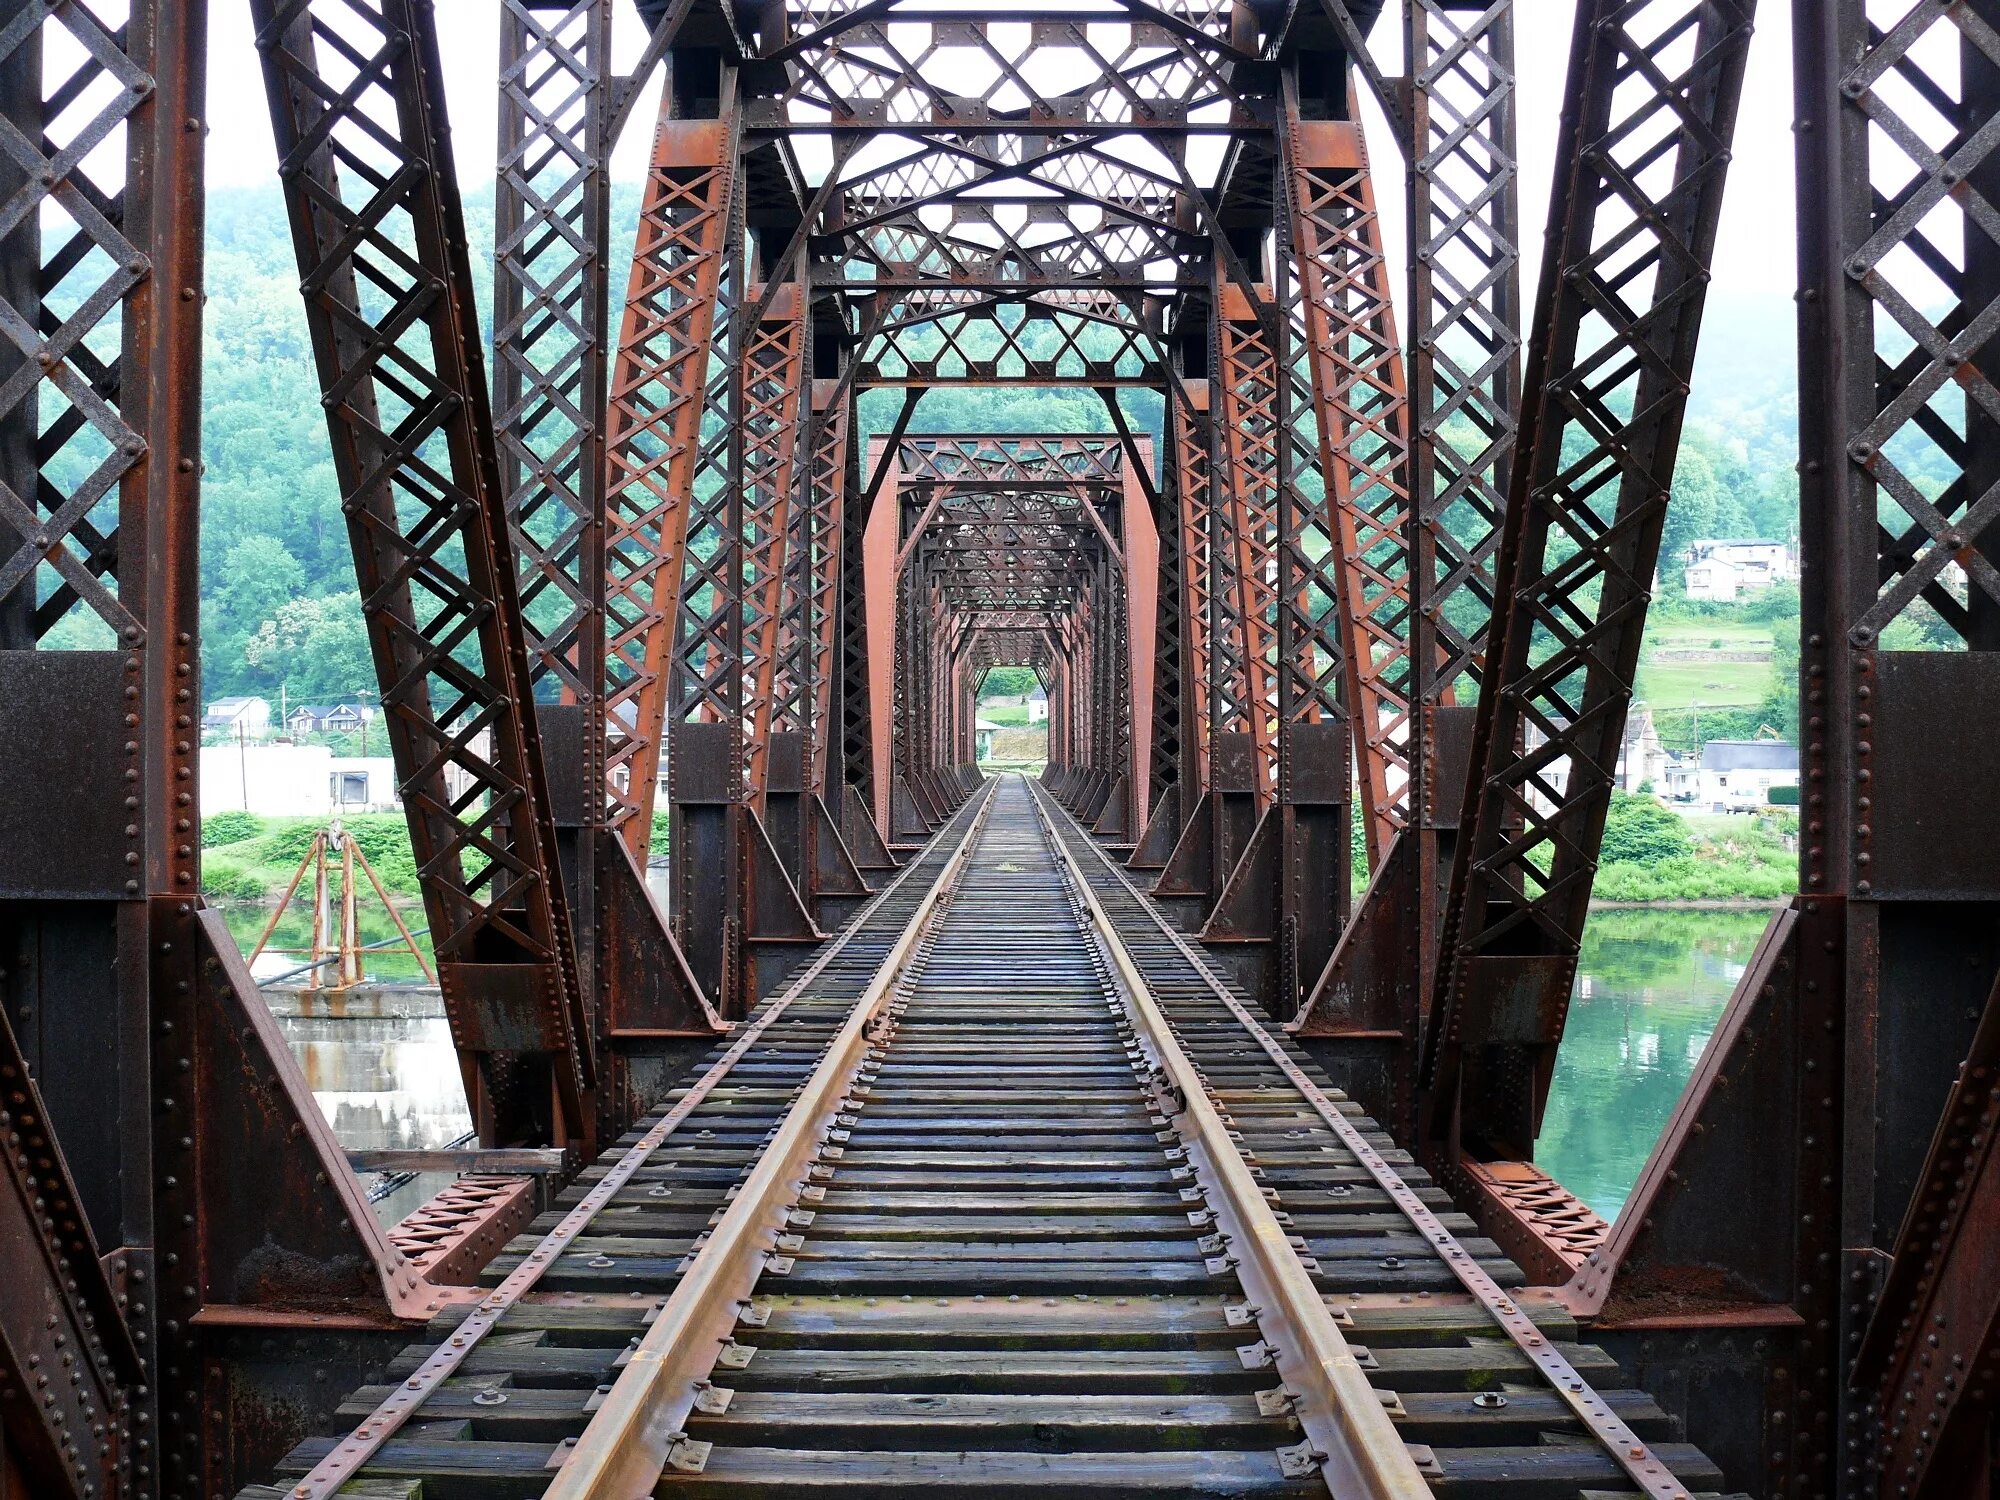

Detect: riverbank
[200,799,1800,907]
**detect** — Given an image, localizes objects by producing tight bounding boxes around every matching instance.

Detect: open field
[1636,616,1774,707]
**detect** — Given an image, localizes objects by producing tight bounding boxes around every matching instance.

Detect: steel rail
[280,790,991,1500]
[1028,788,1431,1500]
[1031,780,1700,1500]
[542,780,1002,1499]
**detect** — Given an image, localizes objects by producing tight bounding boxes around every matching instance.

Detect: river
[224,899,1771,1228]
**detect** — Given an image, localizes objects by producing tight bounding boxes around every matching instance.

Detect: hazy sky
[203,0,1798,307]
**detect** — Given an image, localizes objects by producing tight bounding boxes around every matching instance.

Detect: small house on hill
[285,702,369,737]
[1684,539,1796,601]
[202,696,271,738]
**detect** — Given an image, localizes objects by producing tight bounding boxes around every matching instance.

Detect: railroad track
[244,774,1741,1500]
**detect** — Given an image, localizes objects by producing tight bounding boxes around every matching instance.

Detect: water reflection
[1537,907,1776,1221]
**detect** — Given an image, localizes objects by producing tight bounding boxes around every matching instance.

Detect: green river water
[1536,906,1773,1219]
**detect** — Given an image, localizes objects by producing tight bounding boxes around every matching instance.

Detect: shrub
[1600,790,1694,866]
[201,854,269,901]
[202,809,264,848]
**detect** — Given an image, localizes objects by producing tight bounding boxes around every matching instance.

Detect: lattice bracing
[0,0,151,649]
[740,289,809,798]
[252,0,590,1132]
[1840,0,2000,647]
[1424,0,1754,1154]
[1284,108,1413,860]
[603,111,735,853]
[494,0,607,705]
[1213,292,1282,797]
[1408,0,1521,708]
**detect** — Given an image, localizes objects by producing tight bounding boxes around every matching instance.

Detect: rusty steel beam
[740,285,809,805]
[1852,966,2000,1498]
[1289,0,1522,1143]
[604,103,736,860]
[1282,94,1413,872]
[253,0,592,1149]
[493,0,724,1133]
[1420,0,1754,1163]
[0,1009,139,1499]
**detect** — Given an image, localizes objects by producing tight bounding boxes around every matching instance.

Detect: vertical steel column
[604,98,736,861]
[1419,0,1753,1163]
[1281,91,1413,869]
[740,284,807,806]
[1212,284,1282,799]
[502,2,724,1087]
[1564,2,2000,1490]
[254,0,591,1148]
[494,0,617,1130]
[1287,0,1521,1142]
[666,188,819,1016]
[4,8,446,1495]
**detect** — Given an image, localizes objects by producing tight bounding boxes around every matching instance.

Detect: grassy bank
[1593,801,1796,902]
[203,795,1798,907]
[202,809,672,903]
[202,812,420,901]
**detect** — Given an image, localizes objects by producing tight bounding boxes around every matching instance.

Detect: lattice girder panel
[1839,0,2000,647]
[603,108,736,856]
[0,0,153,649]
[494,0,608,707]
[1422,0,1753,1158]
[668,181,746,737]
[739,285,809,800]
[901,435,1124,486]
[785,383,849,791]
[1283,107,1413,861]
[1212,285,1282,799]
[755,15,1249,137]
[1173,380,1219,780]
[1407,0,1522,713]
[853,292,1168,386]
[252,0,591,1132]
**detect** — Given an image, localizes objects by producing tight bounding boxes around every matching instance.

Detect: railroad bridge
[2,0,1997,1496]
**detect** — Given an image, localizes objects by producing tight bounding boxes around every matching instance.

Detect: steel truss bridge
[0,0,1996,1496]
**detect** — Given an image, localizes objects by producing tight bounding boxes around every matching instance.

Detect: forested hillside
[189,183,1804,711]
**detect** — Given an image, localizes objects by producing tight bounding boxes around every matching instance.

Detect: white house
[1661,751,1701,802]
[285,702,372,738]
[1684,540,1797,602]
[1697,739,1799,812]
[202,696,272,738]
[1026,685,1048,724]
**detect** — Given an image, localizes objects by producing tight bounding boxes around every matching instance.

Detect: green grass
[1635,615,1775,708]
[1643,619,1775,649]
[978,702,1032,726]
[1634,655,1770,707]
[1593,810,1796,902]
[201,813,420,902]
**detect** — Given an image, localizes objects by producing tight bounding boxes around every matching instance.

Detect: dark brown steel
[252,0,592,1148]
[1422,0,1755,1163]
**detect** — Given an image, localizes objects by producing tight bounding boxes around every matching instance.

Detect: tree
[243,592,376,702]
[980,665,1039,697]
[203,534,307,696]
[1600,790,1694,866]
